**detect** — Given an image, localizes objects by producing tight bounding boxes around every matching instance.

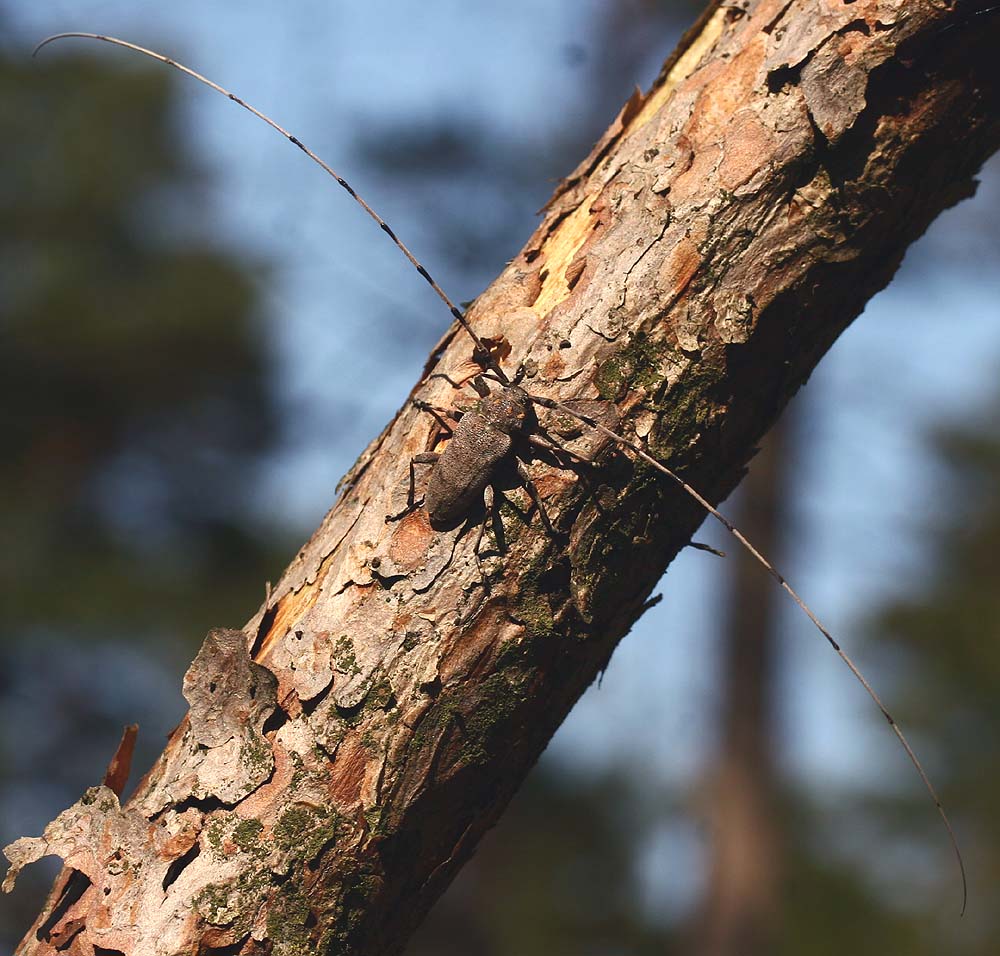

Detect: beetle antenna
[531,393,967,916]
[32,32,511,386]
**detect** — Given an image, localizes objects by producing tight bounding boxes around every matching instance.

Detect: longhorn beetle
[387,362,601,579]
[33,31,967,912]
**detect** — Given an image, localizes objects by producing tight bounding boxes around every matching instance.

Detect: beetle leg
[413,400,461,435]
[478,370,506,388]
[385,453,439,522]
[408,453,439,509]
[426,371,465,389]
[525,431,593,465]
[515,460,555,536]
[472,485,496,592]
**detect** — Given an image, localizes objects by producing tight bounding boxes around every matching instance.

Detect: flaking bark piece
[3,785,140,894]
[801,36,869,144]
[184,628,277,748]
[180,628,278,804]
[139,629,279,814]
[103,723,138,797]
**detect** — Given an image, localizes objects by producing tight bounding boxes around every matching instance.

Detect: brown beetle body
[424,386,533,530]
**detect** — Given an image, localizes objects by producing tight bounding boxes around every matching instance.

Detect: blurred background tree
[0,21,291,934]
[1,43,283,636]
[2,1,999,953]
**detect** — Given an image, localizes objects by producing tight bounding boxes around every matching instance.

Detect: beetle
[388,367,595,574]
[418,383,537,532]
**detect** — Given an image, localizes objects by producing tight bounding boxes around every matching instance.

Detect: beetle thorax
[477,386,532,436]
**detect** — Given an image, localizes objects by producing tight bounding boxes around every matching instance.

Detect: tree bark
[6,2,1000,953]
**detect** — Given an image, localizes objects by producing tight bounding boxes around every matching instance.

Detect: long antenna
[34,31,966,913]
[531,396,967,915]
[32,32,510,386]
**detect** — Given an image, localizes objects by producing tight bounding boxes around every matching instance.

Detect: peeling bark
[6,2,1000,953]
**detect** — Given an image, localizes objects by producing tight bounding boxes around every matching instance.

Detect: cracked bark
[6,2,1000,954]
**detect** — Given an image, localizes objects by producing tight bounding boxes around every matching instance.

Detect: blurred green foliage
[0,38,290,947]
[409,770,678,956]
[860,399,1000,953]
[1,50,284,641]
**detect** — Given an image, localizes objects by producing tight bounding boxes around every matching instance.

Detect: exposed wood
[6,2,1000,953]
[103,725,139,799]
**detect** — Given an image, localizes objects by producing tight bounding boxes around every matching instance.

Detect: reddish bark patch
[543,351,566,379]
[719,109,774,192]
[659,235,702,296]
[388,511,434,568]
[158,817,200,863]
[329,737,369,808]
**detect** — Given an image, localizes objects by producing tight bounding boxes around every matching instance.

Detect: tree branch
[7,2,1000,953]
